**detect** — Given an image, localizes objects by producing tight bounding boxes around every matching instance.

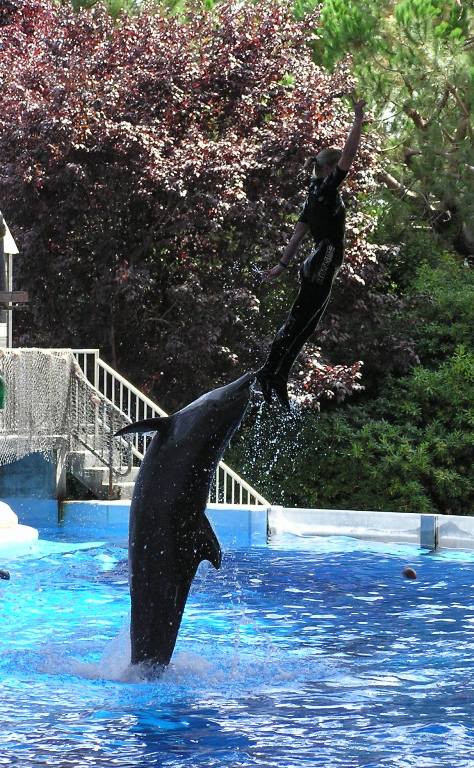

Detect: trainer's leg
[275,293,332,383]
[260,277,315,379]
[256,282,315,406]
[260,241,343,386]
[276,241,343,381]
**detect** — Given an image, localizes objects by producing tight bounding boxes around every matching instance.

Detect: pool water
[1,530,474,767]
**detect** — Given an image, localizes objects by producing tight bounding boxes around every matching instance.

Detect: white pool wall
[269,507,474,550]
[3,497,474,551]
[437,515,474,550]
[32,500,268,548]
[270,507,421,543]
[1,499,270,548]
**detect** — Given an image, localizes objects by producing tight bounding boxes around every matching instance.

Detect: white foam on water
[40,620,133,682]
[38,621,332,695]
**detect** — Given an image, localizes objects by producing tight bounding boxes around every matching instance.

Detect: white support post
[7,253,13,347]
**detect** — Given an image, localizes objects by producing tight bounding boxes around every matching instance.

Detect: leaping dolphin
[115,371,255,673]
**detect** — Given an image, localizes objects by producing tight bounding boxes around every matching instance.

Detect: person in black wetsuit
[257,99,366,408]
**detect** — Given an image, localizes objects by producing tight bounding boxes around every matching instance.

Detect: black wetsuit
[259,165,347,400]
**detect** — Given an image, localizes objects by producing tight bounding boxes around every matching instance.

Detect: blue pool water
[1,529,474,767]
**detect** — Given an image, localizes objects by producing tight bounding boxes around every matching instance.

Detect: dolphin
[115,371,255,673]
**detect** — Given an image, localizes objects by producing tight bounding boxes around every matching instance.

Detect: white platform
[0,499,38,551]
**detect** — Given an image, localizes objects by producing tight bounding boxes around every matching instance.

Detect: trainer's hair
[305,147,342,178]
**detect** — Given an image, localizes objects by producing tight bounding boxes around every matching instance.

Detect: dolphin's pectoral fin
[178,515,222,573]
[197,515,222,570]
[114,417,170,438]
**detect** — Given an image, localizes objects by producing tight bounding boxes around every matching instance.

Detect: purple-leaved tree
[0,0,408,410]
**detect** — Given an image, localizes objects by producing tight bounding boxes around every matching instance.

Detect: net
[0,348,131,474]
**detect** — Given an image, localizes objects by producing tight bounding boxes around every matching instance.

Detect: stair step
[69,452,138,475]
[110,482,135,500]
[81,467,107,483]
[68,448,138,500]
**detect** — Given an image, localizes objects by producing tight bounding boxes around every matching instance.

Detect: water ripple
[1,534,474,766]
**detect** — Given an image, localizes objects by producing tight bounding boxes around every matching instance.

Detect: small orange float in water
[402,566,417,580]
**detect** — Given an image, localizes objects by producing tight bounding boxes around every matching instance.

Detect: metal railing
[70,365,133,495]
[73,349,269,506]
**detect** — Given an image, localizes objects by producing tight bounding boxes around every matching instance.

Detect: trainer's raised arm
[338,99,366,172]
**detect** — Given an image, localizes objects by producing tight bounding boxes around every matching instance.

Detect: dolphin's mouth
[233,371,256,392]
[227,372,256,407]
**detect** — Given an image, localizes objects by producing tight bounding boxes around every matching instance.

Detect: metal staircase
[71,349,268,504]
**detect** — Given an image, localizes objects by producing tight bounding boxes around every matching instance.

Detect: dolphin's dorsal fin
[114,417,170,438]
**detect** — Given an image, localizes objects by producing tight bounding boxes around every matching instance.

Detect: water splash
[233,393,306,505]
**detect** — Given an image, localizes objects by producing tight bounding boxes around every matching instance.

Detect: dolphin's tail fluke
[114,416,169,438]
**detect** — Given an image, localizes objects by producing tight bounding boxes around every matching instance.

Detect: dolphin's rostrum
[115,372,255,673]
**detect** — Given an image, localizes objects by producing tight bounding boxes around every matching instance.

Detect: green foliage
[314,0,382,68]
[314,0,469,68]
[230,346,474,514]
[394,0,468,40]
[292,0,319,21]
[312,0,473,255]
[69,0,143,15]
[411,253,474,363]
[229,232,474,515]
[373,195,452,291]
[66,0,216,16]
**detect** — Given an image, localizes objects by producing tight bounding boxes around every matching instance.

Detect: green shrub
[410,253,474,364]
[229,241,474,516]
[229,347,474,514]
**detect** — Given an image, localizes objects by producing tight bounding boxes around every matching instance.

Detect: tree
[1,0,398,410]
[311,0,474,258]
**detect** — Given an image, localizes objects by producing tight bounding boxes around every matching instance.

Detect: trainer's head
[305,147,342,178]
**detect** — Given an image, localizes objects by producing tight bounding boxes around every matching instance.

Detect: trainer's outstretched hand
[352,98,366,120]
[262,264,285,282]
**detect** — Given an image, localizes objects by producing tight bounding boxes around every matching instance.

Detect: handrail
[69,361,133,490]
[73,349,269,506]
[210,459,269,506]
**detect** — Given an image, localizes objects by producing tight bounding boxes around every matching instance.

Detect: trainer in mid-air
[257,98,366,408]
